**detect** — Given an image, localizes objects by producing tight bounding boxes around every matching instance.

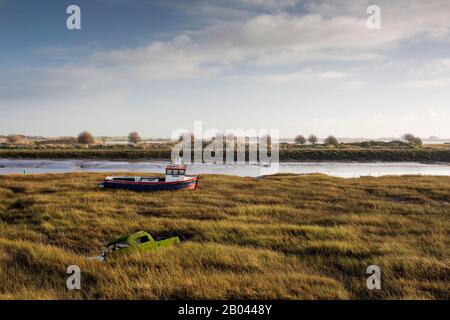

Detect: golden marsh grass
[0,173,449,299]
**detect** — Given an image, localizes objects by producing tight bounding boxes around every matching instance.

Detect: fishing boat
[99,164,199,191]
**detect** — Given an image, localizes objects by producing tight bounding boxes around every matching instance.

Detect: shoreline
[1,146,450,163]
[1,157,450,164]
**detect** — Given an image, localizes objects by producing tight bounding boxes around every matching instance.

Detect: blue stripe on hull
[103,179,197,191]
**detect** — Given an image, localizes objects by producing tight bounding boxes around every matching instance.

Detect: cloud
[50,1,450,80]
[227,0,301,9]
[428,108,439,119]
[428,59,450,74]
[254,69,348,84]
[3,0,450,101]
[338,80,370,90]
[405,78,450,89]
[76,0,450,72]
[397,108,450,137]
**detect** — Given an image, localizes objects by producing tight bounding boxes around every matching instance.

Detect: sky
[0,0,450,138]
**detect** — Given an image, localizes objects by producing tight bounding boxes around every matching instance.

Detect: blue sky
[1,0,450,138]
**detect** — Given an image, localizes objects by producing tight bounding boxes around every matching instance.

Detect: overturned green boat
[100,231,180,260]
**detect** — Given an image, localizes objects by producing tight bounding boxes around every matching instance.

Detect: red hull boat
[99,165,199,191]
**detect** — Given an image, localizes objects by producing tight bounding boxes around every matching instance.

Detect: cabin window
[166,170,173,175]
[179,170,185,175]
[172,170,179,176]
[136,235,151,244]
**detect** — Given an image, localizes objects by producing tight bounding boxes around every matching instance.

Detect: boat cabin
[165,165,186,182]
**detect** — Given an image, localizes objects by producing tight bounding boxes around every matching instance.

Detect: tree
[128,131,141,145]
[324,135,339,147]
[402,133,423,146]
[7,134,27,144]
[294,135,306,145]
[307,134,318,145]
[77,131,94,145]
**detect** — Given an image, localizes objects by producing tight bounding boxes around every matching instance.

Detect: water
[1,159,450,178]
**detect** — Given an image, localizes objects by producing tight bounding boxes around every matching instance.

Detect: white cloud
[428,108,439,119]
[48,1,450,85]
[429,59,450,74]
[5,0,450,93]
[370,113,384,123]
[339,80,370,90]
[229,0,301,9]
[94,0,450,74]
[405,78,450,89]
[254,69,348,84]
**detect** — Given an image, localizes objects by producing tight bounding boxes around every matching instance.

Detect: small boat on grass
[99,164,199,191]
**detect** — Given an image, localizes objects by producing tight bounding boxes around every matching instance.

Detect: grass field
[0,173,449,299]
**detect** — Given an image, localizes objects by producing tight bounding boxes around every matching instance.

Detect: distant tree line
[293,133,424,147]
[295,134,320,145]
[76,131,143,145]
[2,131,425,148]
[294,134,339,146]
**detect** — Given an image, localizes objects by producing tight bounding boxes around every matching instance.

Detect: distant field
[1,145,450,162]
[0,173,449,299]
